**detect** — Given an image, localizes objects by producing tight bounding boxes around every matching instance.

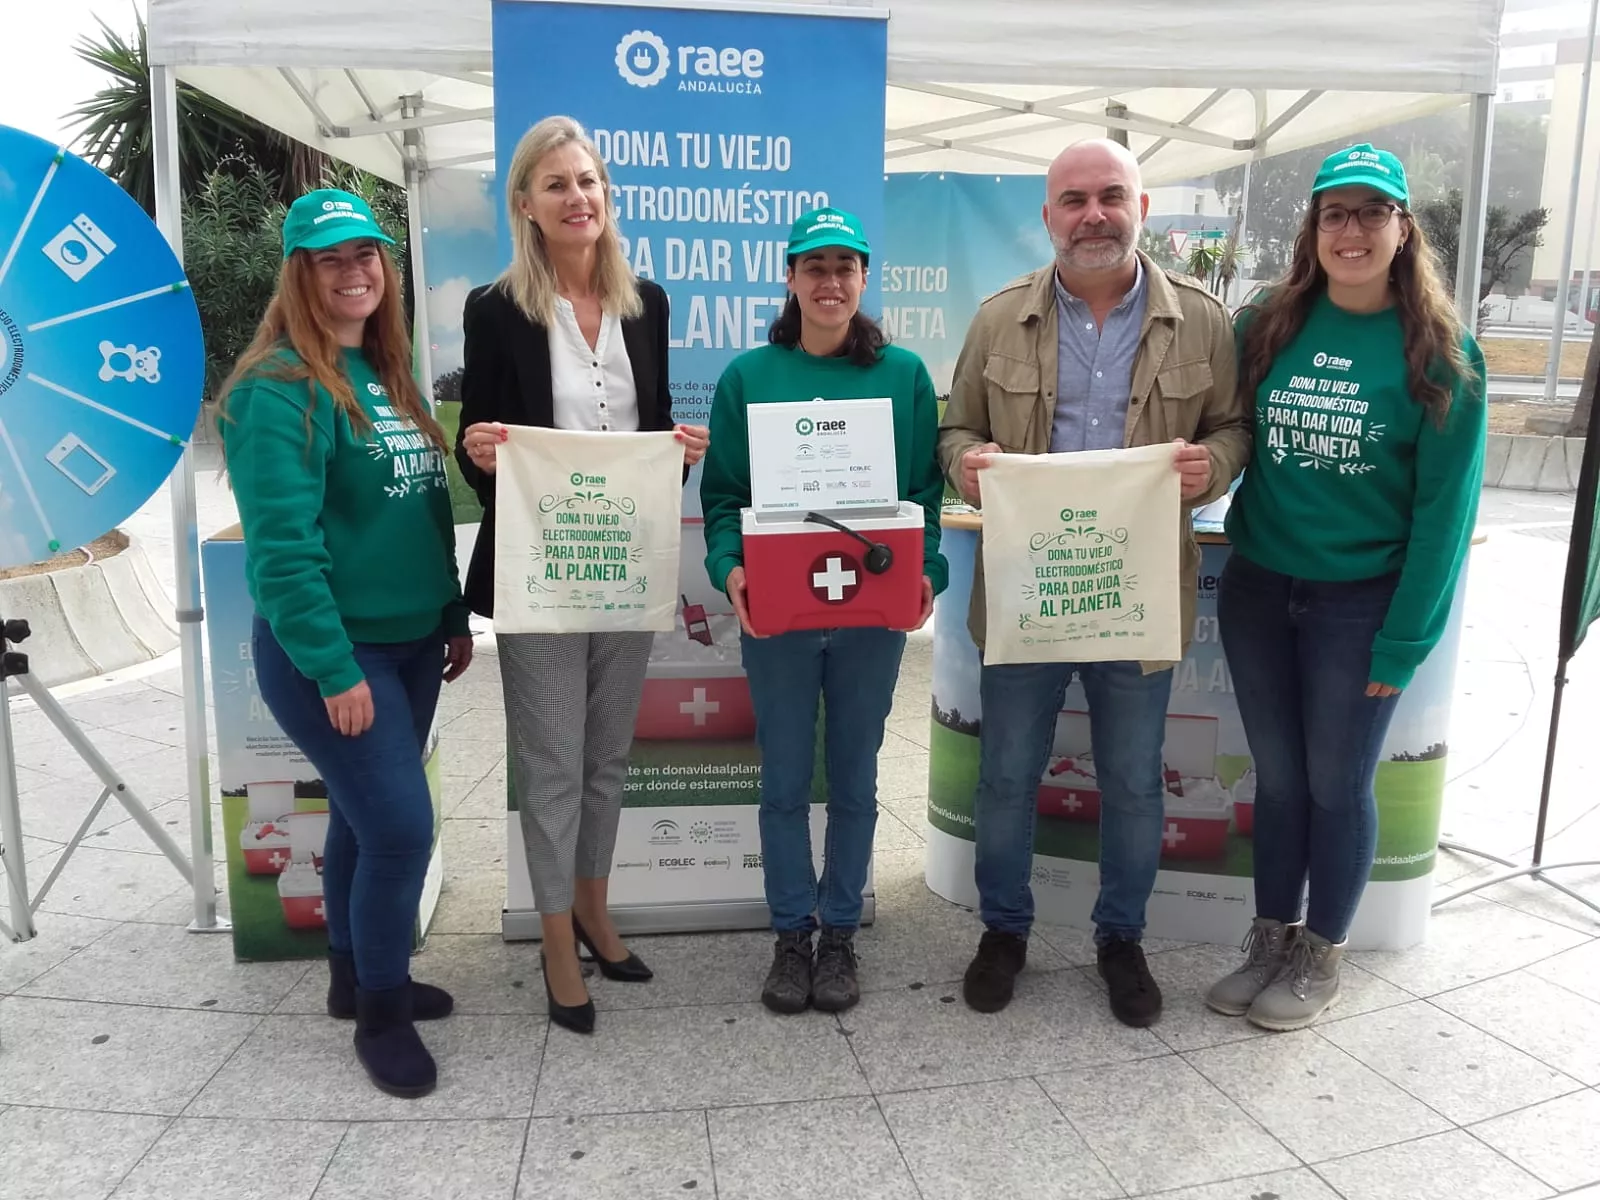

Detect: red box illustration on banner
[240,781,296,876]
[740,502,924,636]
[1038,711,1232,861]
[636,661,757,740]
[278,809,330,930]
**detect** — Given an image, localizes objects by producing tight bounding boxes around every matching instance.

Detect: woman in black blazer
[457,116,708,1036]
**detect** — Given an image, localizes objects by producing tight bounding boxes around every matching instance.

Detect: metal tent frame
[141,0,1504,935]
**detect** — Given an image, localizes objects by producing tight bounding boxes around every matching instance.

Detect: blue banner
[879,172,1054,397]
[491,0,887,456]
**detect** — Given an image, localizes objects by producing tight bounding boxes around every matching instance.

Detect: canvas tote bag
[492,425,682,634]
[981,443,1182,664]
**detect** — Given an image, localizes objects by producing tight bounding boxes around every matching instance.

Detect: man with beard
[938,139,1249,1027]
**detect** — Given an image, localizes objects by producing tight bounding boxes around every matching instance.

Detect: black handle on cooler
[803,511,894,575]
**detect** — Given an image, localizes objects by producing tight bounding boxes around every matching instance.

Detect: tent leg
[152,63,226,935]
[401,95,434,405]
[1543,0,1600,403]
[1453,93,1494,327]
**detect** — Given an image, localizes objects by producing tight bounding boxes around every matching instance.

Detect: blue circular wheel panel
[0,123,204,568]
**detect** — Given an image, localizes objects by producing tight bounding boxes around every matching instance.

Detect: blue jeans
[741,627,906,933]
[974,659,1172,943]
[1218,553,1402,943]
[253,617,443,991]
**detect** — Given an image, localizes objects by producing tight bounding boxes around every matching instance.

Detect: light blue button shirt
[1050,261,1148,453]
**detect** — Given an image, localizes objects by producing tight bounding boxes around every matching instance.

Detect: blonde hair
[498,115,642,327]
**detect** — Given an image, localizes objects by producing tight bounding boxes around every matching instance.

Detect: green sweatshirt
[1226,293,1487,690]
[222,347,469,697]
[699,343,949,597]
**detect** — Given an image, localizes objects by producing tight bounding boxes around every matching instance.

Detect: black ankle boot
[354,984,437,1098]
[327,952,455,1021]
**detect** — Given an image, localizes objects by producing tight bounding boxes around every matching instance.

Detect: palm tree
[68,13,330,213]
[1213,230,1247,303]
[1186,241,1224,293]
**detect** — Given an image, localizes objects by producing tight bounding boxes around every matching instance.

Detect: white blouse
[548,298,640,433]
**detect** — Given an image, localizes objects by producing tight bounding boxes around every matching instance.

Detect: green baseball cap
[786,207,871,265]
[282,188,396,259]
[1311,144,1410,206]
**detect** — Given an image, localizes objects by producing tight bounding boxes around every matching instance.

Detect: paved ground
[1,466,1598,1200]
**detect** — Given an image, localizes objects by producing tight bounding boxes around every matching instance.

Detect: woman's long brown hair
[1237,203,1477,426]
[219,246,447,452]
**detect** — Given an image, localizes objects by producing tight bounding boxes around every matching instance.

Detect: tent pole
[1453,93,1494,327]
[1543,0,1599,402]
[1530,657,1568,866]
[152,63,225,934]
[401,94,434,405]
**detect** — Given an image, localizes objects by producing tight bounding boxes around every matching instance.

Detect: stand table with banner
[925,510,1475,952]
[203,527,445,961]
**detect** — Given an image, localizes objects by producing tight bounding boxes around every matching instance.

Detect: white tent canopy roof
[150,0,1505,186]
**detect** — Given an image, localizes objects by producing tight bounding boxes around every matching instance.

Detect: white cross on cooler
[678,687,720,726]
[1162,822,1187,850]
[812,556,858,602]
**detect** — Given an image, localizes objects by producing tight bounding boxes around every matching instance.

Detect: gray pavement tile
[532,1002,869,1116]
[1432,970,1600,1086]
[1184,1029,1452,1164]
[1315,1129,1555,1200]
[880,1079,1122,1200]
[315,1120,527,1200]
[0,997,258,1115]
[708,1097,918,1200]
[1470,1089,1600,1193]
[275,934,546,1018]
[519,1111,710,1199]
[843,967,1166,1094]
[0,1106,170,1200]
[1350,896,1590,997]
[186,1014,544,1122]
[110,1117,346,1200]
[1039,1055,1298,1194]
[19,920,309,1013]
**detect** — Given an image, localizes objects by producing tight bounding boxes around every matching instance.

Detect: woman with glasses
[1205,144,1486,1030]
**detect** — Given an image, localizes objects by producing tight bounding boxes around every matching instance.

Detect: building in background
[1532,29,1600,316]
[1499,0,1592,106]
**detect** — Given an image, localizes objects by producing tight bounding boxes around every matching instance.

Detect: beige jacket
[937,252,1250,670]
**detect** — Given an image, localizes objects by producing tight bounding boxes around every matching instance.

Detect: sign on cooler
[746,397,898,513]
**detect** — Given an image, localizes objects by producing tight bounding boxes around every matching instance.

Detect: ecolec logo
[615,29,767,94]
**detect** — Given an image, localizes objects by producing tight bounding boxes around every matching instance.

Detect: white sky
[1,1,147,147]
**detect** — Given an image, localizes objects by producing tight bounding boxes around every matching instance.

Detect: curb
[0,535,180,687]
[1484,433,1584,493]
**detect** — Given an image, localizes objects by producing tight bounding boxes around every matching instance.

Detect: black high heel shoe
[541,951,596,1035]
[572,916,654,983]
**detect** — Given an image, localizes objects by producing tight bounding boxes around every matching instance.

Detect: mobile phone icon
[45,433,116,495]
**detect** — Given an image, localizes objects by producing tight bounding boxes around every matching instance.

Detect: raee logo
[615,29,766,94]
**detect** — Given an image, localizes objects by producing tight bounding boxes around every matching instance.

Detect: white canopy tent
[150,0,1503,185]
[143,0,1504,930]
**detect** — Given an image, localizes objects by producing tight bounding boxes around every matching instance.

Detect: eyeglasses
[1315,202,1404,233]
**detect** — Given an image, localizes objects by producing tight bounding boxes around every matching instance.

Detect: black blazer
[455,278,676,618]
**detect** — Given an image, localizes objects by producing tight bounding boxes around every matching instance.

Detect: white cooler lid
[742,500,923,536]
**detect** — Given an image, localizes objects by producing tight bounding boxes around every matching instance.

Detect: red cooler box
[277,810,330,930]
[742,502,925,636]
